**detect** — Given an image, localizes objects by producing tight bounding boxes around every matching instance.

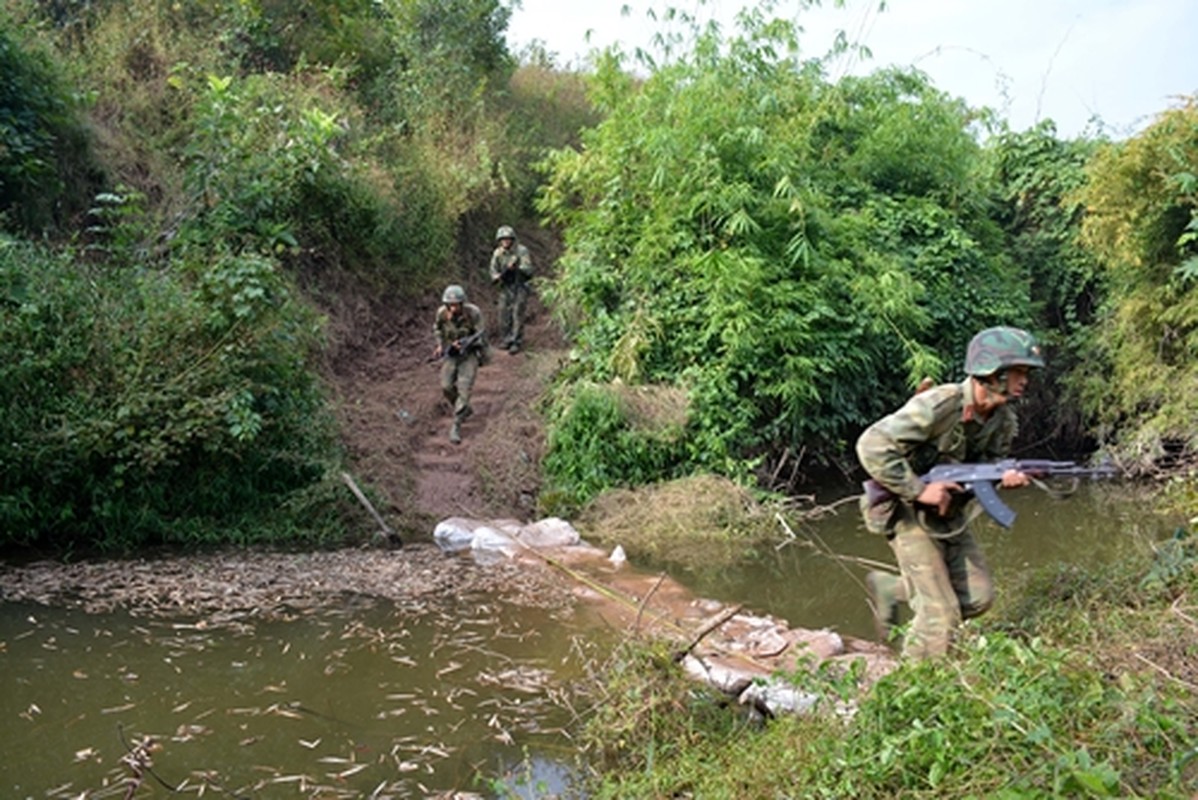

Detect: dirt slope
[328,226,566,541]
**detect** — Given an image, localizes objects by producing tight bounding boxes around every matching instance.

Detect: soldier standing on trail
[855,326,1045,659]
[488,225,533,354]
[433,284,488,444]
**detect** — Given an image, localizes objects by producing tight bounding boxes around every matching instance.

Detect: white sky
[507,0,1198,139]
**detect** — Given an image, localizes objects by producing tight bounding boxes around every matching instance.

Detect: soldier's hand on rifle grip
[1000,469,1030,489]
[433,344,443,359]
[917,480,964,517]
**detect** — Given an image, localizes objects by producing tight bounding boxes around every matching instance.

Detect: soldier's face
[447,302,463,316]
[499,237,514,250]
[1004,365,1031,399]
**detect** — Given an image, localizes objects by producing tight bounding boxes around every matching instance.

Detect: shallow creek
[0,480,1173,798]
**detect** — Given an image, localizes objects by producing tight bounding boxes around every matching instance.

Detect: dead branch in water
[673,604,743,663]
[341,472,402,547]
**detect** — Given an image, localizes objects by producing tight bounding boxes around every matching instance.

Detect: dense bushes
[1072,100,1198,461]
[0,17,95,231]
[0,0,545,547]
[0,236,341,548]
[537,15,1030,505]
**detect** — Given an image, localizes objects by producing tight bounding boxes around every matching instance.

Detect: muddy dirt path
[330,227,565,541]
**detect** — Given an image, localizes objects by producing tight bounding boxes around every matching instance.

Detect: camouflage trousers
[440,352,479,422]
[497,284,529,346]
[888,504,994,659]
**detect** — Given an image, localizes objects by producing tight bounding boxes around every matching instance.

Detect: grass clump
[575,473,778,571]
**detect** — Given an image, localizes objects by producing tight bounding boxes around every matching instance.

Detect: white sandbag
[433,517,484,553]
[517,517,581,548]
[470,526,519,563]
[739,681,821,717]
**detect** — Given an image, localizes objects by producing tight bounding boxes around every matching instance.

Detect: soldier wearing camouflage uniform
[488,225,533,353]
[433,285,487,444]
[856,327,1045,658]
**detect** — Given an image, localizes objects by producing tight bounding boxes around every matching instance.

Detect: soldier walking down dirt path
[330,225,562,536]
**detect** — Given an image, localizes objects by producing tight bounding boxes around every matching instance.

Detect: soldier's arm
[856,392,948,502]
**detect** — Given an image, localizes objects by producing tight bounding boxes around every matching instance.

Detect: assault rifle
[431,330,486,361]
[862,458,1120,529]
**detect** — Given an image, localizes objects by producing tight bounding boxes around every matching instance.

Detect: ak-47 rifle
[430,329,485,362]
[862,458,1120,529]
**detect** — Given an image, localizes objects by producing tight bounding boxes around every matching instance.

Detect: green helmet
[495,225,516,241]
[965,326,1045,377]
[442,284,467,304]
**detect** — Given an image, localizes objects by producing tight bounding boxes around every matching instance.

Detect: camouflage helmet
[495,225,516,241]
[965,326,1045,377]
[441,284,467,304]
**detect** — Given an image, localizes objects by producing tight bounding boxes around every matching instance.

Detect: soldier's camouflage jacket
[489,243,533,287]
[434,302,484,350]
[855,378,1018,532]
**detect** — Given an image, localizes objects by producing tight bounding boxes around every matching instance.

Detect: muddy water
[1,594,605,799]
[1,482,1173,798]
[654,481,1174,642]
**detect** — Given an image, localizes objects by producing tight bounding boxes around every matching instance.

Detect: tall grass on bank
[568,529,1198,799]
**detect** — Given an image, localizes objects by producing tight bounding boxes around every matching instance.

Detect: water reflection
[1,595,598,798]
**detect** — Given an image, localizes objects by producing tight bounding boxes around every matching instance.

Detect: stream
[0,480,1174,798]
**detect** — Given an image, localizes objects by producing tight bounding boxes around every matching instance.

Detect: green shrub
[0,235,343,550]
[0,15,94,232]
[538,14,1029,489]
[540,381,686,514]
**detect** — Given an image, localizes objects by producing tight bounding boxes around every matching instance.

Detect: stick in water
[341,472,402,547]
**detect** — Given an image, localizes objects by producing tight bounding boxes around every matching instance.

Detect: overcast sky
[507,0,1198,139]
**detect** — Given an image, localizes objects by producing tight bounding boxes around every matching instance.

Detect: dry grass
[608,378,690,432]
[576,474,777,569]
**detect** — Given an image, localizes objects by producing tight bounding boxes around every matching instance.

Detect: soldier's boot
[865,571,901,643]
[448,420,462,444]
[459,404,473,420]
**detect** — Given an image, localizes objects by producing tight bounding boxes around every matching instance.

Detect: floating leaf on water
[435,661,463,678]
[239,735,263,746]
[100,702,135,714]
[334,763,369,779]
[73,747,98,762]
[171,701,193,713]
[299,738,322,749]
[261,684,287,694]
[382,707,410,719]
[229,706,262,716]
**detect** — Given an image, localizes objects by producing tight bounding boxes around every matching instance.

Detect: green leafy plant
[0,236,341,549]
[537,8,1030,497]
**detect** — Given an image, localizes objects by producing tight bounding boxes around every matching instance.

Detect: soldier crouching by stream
[433,284,489,444]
